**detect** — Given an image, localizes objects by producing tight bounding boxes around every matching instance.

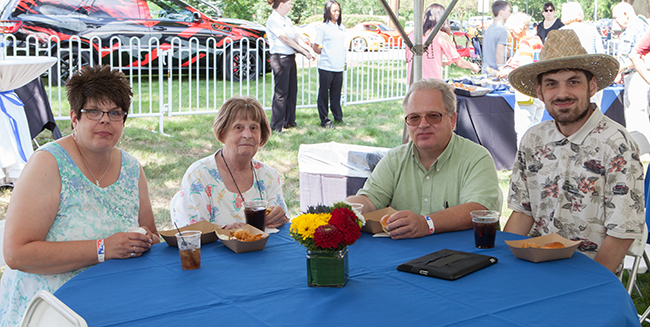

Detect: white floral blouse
[174,152,287,227]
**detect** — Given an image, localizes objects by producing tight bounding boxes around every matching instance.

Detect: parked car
[0,0,270,84]
[351,21,402,47]
[297,22,383,52]
[466,16,493,29]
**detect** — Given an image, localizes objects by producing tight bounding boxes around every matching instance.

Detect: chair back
[20,290,87,327]
[645,165,650,244]
[170,191,180,225]
[0,219,5,267]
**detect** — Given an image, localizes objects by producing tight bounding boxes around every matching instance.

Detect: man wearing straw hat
[504,30,645,274]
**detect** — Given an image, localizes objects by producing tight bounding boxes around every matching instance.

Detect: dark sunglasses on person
[404,111,446,126]
[80,109,127,121]
[544,8,554,12]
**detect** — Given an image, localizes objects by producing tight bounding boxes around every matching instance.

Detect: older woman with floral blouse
[173,96,288,230]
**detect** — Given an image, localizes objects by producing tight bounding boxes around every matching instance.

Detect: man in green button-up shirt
[346,78,501,239]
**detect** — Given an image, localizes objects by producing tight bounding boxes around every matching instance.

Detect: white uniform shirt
[314,21,346,72]
[266,10,297,55]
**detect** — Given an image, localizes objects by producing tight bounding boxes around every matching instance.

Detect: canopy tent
[377,0,460,143]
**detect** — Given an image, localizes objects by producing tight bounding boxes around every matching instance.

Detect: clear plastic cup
[175,230,201,270]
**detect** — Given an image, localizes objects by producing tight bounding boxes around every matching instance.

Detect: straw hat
[508,30,619,98]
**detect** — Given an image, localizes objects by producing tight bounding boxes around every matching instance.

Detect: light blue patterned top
[0,142,141,326]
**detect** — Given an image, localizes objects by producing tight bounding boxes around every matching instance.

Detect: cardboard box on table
[298,142,389,212]
[160,220,268,253]
[362,207,397,234]
[505,233,580,263]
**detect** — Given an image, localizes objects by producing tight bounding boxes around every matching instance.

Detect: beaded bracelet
[424,215,435,235]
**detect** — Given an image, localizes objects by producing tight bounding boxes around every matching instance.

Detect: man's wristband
[424,215,435,235]
[97,239,105,263]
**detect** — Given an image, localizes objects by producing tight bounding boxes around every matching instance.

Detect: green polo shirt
[357,133,501,215]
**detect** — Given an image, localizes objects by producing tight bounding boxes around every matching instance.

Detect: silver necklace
[73,138,113,187]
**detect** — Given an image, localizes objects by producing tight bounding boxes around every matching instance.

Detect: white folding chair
[620,223,649,296]
[20,290,87,327]
[170,191,180,226]
[0,219,5,267]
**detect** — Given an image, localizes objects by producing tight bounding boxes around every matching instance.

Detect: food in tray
[219,229,268,242]
[520,241,565,249]
[521,241,541,248]
[380,215,389,233]
[452,82,475,91]
[542,242,565,249]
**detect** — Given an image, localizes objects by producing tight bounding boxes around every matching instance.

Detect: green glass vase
[306,247,349,287]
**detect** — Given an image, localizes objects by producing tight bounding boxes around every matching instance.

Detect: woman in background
[536,2,563,43]
[405,3,479,84]
[265,0,316,133]
[560,2,605,54]
[313,0,346,129]
[174,97,288,229]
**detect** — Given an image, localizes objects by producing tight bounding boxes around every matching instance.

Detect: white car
[297,22,384,52]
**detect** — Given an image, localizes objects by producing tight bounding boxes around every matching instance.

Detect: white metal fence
[6,35,408,133]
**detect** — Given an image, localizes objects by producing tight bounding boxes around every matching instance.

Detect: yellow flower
[290,213,330,239]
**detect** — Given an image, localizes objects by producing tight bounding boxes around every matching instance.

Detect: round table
[54,227,640,326]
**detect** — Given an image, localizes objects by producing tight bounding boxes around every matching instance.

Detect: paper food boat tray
[215,224,269,253]
[160,220,218,247]
[505,233,580,263]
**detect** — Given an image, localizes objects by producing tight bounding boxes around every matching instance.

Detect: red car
[351,22,402,47]
[0,0,270,84]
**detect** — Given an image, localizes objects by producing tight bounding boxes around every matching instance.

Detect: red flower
[329,208,361,245]
[205,185,212,197]
[314,224,344,249]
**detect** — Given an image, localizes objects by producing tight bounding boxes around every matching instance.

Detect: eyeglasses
[544,9,554,12]
[80,109,127,121]
[404,111,446,126]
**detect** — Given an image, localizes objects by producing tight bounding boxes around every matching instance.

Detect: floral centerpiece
[290,201,365,287]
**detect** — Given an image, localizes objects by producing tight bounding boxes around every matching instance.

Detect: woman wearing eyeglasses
[536,2,563,43]
[0,65,159,326]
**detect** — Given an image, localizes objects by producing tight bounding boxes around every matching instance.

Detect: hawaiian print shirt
[508,106,645,259]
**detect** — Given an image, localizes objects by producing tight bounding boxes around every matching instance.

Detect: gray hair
[403,78,457,115]
[561,2,584,25]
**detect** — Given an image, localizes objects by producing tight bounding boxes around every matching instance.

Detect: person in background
[313,0,346,129]
[631,28,650,85]
[266,0,316,133]
[505,30,644,274]
[405,3,479,84]
[174,97,289,230]
[0,65,159,326]
[482,0,511,75]
[612,1,650,156]
[345,78,501,239]
[536,2,564,43]
[496,12,544,146]
[559,2,605,54]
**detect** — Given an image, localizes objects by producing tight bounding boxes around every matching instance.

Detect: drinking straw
[174,222,198,268]
[174,222,188,246]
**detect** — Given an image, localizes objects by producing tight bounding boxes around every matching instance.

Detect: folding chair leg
[640,304,650,323]
[628,258,641,295]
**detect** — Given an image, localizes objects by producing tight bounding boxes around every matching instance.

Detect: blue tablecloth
[54,227,640,326]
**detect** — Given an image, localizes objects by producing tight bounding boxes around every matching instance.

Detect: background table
[455,86,626,170]
[54,227,640,326]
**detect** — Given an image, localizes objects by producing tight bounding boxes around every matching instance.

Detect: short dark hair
[537,68,595,88]
[543,2,555,11]
[66,65,132,123]
[423,3,451,35]
[323,0,342,25]
[492,1,510,17]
